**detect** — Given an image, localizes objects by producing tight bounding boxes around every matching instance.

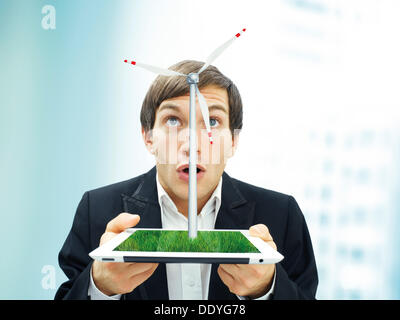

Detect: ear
[142,127,155,155]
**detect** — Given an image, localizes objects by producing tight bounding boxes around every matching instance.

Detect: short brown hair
[140,60,243,136]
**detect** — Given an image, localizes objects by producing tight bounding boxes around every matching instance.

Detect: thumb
[249,224,273,242]
[99,231,118,245]
[106,213,140,233]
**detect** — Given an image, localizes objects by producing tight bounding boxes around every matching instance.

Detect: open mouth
[177,164,206,182]
[182,167,201,174]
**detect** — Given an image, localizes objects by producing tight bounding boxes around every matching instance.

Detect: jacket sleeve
[272,196,318,299]
[55,192,93,300]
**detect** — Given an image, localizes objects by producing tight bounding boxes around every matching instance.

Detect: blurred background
[0,0,399,299]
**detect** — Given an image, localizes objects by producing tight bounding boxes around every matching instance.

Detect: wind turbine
[124,28,246,239]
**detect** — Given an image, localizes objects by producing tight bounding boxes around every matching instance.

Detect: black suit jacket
[55,166,318,300]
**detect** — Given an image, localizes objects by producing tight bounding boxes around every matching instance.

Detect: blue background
[1,0,399,299]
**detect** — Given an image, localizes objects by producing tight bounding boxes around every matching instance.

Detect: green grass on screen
[114,230,260,253]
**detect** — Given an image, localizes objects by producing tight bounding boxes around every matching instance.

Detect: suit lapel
[121,166,169,300]
[214,176,255,230]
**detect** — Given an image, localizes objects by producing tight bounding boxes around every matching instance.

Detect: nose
[180,128,201,158]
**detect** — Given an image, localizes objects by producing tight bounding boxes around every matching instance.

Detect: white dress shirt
[89,172,275,300]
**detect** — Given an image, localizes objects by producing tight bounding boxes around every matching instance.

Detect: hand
[217,224,277,299]
[92,213,159,296]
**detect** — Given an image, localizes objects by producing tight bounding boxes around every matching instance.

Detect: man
[55,60,318,300]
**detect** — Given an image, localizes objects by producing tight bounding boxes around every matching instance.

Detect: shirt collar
[156,171,223,218]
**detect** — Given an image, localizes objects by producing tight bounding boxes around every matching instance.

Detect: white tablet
[89,228,284,265]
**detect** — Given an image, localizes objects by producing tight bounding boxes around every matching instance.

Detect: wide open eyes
[209,118,220,127]
[166,116,181,127]
[165,116,220,128]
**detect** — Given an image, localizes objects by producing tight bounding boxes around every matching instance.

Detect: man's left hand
[217,224,277,299]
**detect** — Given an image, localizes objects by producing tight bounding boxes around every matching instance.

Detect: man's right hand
[91,213,159,296]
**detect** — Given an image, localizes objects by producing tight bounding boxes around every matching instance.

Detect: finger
[129,263,159,281]
[249,224,273,242]
[218,265,235,287]
[266,240,277,251]
[127,263,159,276]
[237,262,268,274]
[100,231,117,245]
[106,213,140,233]
[230,263,261,280]
[129,267,158,288]
[235,263,267,281]
[219,264,239,276]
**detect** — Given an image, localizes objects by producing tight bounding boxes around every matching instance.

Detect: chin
[174,185,190,199]
[175,183,207,200]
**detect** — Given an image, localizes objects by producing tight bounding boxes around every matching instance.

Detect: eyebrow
[158,102,228,114]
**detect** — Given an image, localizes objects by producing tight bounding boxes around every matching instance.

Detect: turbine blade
[124,59,186,77]
[195,85,213,144]
[198,28,246,74]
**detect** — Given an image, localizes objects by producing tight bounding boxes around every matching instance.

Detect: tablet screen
[114,230,260,253]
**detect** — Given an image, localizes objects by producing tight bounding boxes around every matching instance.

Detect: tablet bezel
[89,228,284,264]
